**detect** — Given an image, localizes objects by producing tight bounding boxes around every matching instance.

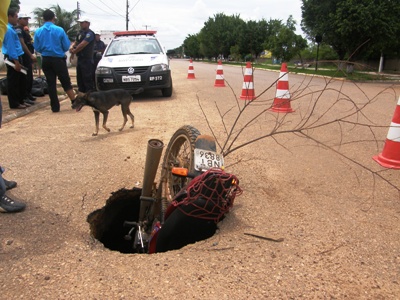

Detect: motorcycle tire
[161,125,200,203]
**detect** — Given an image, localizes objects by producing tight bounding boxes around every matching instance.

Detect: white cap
[77,16,90,23]
[18,13,31,19]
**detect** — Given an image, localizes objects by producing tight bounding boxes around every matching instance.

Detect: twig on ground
[244,232,284,242]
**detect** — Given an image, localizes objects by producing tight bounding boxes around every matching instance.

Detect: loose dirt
[0,60,399,299]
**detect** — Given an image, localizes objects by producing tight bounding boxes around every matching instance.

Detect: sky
[20,0,304,50]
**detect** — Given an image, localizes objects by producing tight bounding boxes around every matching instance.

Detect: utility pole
[77,1,80,19]
[126,0,129,30]
[76,1,81,33]
[314,35,322,72]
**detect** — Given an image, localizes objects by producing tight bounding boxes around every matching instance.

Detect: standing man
[93,32,106,68]
[2,8,27,109]
[93,32,106,86]
[16,13,36,105]
[69,17,95,93]
[33,9,76,113]
[0,0,26,213]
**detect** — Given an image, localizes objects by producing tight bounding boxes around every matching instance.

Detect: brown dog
[72,89,135,136]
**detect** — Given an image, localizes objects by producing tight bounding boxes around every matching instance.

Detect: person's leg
[22,55,33,99]
[15,58,26,105]
[93,59,98,86]
[80,58,95,92]
[54,58,75,103]
[19,68,28,104]
[0,172,6,196]
[0,166,17,190]
[42,57,60,112]
[76,60,82,93]
[26,61,34,99]
[6,65,23,108]
[66,89,76,102]
[0,171,25,213]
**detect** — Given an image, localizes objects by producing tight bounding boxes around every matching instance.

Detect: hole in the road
[87,187,219,254]
[87,188,142,254]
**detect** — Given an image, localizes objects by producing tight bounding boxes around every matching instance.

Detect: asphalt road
[1,60,400,299]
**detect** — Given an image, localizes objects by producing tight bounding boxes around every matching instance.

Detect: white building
[97,30,117,46]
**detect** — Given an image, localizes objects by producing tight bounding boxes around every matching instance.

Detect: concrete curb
[210,62,400,84]
[2,94,69,124]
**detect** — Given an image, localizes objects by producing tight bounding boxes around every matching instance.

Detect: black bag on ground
[0,77,7,95]
[31,76,48,97]
[1,76,49,96]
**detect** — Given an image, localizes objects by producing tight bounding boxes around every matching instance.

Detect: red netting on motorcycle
[171,168,242,223]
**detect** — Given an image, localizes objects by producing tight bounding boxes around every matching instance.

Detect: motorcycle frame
[126,132,220,253]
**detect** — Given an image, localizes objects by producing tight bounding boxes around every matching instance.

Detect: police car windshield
[105,38,162,56]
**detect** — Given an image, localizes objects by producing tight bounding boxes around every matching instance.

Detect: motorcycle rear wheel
[161,125,200,203]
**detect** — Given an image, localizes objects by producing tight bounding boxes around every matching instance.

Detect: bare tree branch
[196,59,400,198]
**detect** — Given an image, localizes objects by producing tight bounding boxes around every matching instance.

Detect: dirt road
[1,59,400,299]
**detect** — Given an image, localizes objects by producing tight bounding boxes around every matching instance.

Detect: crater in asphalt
[87,188,142,254]
[87,187,219,254]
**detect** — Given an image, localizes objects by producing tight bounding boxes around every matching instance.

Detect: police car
[95,30,173,97]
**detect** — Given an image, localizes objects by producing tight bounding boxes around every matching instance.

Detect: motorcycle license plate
[194,148,224,171]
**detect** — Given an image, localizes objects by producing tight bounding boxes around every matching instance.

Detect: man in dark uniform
[69,17,95,93]
[93,32,106,68]
[16,13,36,104]
[93,32,106,85]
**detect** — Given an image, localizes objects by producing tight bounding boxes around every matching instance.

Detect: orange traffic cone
[214,60,225,87]
[187,59,195,79]
[270,63,294,113]
[373,96,400,169]
[239,62,255,100]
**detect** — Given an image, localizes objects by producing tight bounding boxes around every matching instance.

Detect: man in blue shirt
[0,0,26,213]
[2,8,27,109]
[33,9,76,112]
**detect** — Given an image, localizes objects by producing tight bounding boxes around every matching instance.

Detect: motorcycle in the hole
[123,125,242,253]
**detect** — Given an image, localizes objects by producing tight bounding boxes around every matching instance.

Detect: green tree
[183,34,201,59]
[33,4,79,40]
[301,0,400,61]
[32,7,45,27]
[264,16,307,62]
[170,45,183,58]
[182,13,305,63]
[229,45,241,61]
[198,13,245,59]
[241,19,268,59]
[334,0,400,60]
[9,0,20,10]
[300,43,338,62]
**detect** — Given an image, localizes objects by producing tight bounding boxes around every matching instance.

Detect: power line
[129,0,141,13]
[86,0,125,18]
[85,0,120,17]
[84,0,140,31]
